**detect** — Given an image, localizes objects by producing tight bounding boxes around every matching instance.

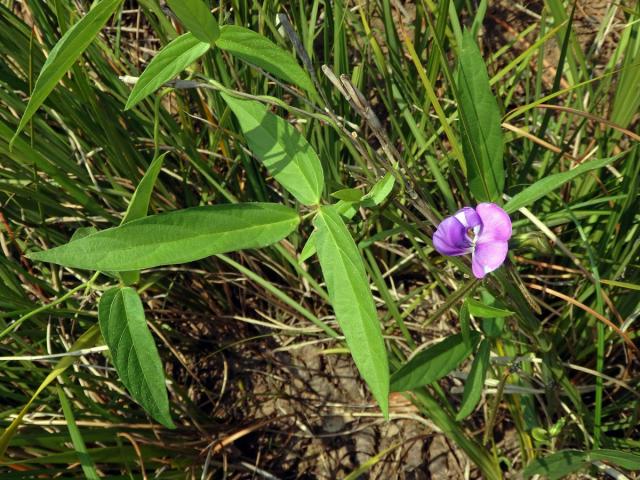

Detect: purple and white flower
[432,203,512,279]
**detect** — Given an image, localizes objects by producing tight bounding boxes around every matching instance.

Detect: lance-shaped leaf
[360,173,395,207]
[122,153,166,224]
[313,206,389,417]
[217,26,317,96]
[99,287,174,428]
[119,153,167,284]
[456,29,504,202]
[27,203,300,271]
[298,230,318,264]
[166,0,219,44]
[125,32,210,110]
[222,94,324,206]
[456,339,490,420]
[466,298,514,318]
[391,332,480,392]
[11,0,123,145]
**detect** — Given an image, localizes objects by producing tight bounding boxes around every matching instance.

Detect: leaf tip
[24,250,38,261]
[380,397,390,421]
[159,415,176,429]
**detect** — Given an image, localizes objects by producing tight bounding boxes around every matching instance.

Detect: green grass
[0,0,639,478]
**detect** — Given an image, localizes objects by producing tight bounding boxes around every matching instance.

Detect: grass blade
[0,325,101,457]
[504,154,622,213]
[56,386,100,480]
[11,0,123,145]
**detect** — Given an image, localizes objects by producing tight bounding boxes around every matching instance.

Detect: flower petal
[471,240,508,278]
[433,216,472,256]
[476,203,512,243]
[453,207,481,229]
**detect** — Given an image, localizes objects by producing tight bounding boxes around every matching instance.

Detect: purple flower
[432,203,512,279]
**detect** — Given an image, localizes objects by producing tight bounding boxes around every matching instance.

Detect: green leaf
[391,332,480,392]
[590,449,640,470]
[456,29,504,202]
[523,450,589,479]
[122,153,166,224]
[222,94,324,206]
[118,270,139,287]
[166,0,219,44]
[125,32,210,110]
[456,339,490,420]
[360,173,395,207]
[98,287,174,428]
[313,206,389,417]
[504,154,621,213]
[298,199,361,264]
[476,291,507,338]
[216,26,317,96]
[11,0,123,145]
[331,188,363,202]
[70,227,98,242]
[336,200,359,219]
[119,153,167,285]
[27,203,300,271]
[6,445,164,465]
[524,448,640,478]
[299,230,318,264]
[466,298,514,318]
